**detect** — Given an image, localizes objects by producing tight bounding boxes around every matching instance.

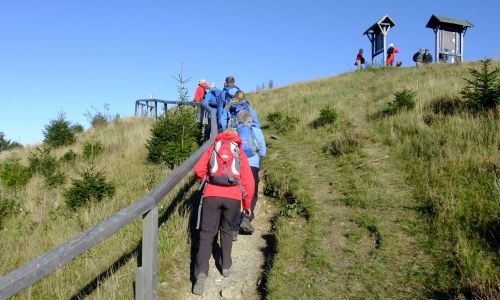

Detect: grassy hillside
[1,61,498,299]
[250,61,499,299]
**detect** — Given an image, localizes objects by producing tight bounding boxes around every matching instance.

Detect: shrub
[323,131,361,156]
[70,123,85,134]
[146,107,200,167]
[28,148,65,187]
[266,111,300,133]
[84,103,115,128]
[311,105,338,128]
[0,191,18,228]
[64,164,116,210]
[43,112,76,148]
[0,159,32,189]
[61,150,78,163]
[82,140,104,161]
[0,132,22,153]
[460,59,499,113]
[387,89,416,114]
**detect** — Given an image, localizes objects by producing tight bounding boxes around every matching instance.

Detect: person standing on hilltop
[192,130,254,295]
[386,43,400,67]
[355,48,365,70]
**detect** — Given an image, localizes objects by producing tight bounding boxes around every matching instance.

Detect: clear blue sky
[1,0,499,145]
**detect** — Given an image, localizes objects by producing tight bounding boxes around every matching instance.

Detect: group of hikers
[355,43,434,69]
[191,75,267,295]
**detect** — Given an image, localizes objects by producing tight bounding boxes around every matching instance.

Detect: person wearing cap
[386,43,399,67]
[194,79,209,102]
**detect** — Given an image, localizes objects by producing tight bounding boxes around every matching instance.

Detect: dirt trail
[181,189,274,299]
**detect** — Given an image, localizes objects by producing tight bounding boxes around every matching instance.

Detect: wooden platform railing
[0,102,216,300]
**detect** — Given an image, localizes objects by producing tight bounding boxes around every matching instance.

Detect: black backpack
[387,47,394,56]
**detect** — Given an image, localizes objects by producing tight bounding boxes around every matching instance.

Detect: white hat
[389,43,394,48]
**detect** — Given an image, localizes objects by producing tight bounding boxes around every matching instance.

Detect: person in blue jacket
[219,90,260,130]
[232,109,266,240]
[203,82,222,109]
[218,76,240,127]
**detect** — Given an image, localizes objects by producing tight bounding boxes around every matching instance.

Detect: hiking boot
[192,274,206,295]
[239,217,254,234]
[222,268,231,277]
[232,230,238,241]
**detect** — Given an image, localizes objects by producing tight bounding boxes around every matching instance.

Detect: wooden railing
[0,103,216,300]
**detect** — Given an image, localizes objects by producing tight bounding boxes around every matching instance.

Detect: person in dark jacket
[355,49,365,70]
[423,49,433,64]
[192,131,255,295]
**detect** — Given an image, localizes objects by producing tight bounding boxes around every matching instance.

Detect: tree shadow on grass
[69,176,198,300]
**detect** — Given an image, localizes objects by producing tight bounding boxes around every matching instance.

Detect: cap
[199,79,206,84]
[389,43,394,48]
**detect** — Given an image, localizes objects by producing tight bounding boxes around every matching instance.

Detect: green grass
[1,60,498,299]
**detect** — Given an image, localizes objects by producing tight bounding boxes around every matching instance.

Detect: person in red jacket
[386,43,400,67]
[193,79,209,102]
[192,130,254,295]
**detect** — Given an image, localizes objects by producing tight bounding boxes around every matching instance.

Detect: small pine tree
[460,58,499,113]
[268,79,274,90]
[146,107,200,167]
[43,112,76,148]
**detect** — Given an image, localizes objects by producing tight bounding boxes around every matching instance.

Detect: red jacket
[193,85,206,102]
[194,132,255,210]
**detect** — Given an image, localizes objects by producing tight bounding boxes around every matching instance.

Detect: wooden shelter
[426,15,473,63]
[363,15,396,66]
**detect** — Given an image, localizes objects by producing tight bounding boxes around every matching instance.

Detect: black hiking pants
[195,196,241,277]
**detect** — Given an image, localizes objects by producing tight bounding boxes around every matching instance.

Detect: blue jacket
[218,85,240,124]
[218,100,260,130]
[247,126,266,169]
[203,88,222,109]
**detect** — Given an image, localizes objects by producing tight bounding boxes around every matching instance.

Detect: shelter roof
[363,15,396,35]
[426,15,473,31]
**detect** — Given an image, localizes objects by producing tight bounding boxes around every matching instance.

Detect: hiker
[217,75,241,127]
[193,79,209,102]
[232,110,267,241]
[423,49,433,64]
[354,48,365,70]
[192,130,255,295]
[413,48,424,66]
[386,43,399,67]
[219,90,260,130]
[203,83,222,109]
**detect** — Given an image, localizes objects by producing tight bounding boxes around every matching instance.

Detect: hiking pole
[196,178,207,230]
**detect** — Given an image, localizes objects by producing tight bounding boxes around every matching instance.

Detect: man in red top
[192,131,254,295]
[194,79,209,102]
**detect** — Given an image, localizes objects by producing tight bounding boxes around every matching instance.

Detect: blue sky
[1,0,499,145]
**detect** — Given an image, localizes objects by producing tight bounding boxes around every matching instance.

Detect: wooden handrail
[0,102,217,300]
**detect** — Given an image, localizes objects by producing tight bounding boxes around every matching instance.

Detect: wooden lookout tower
[426,15,473,63]
[363,15,396,66]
